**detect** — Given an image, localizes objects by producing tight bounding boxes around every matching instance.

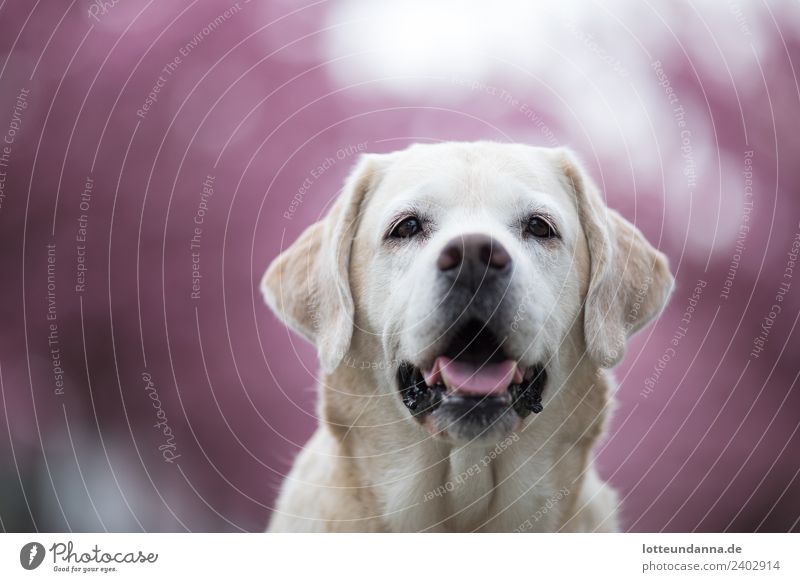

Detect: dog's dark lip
[397,361,547,420]
[397,362,444,417]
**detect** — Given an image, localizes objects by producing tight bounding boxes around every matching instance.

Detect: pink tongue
[434,357,517,396]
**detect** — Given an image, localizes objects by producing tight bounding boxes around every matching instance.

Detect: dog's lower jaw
[397,362,547,441]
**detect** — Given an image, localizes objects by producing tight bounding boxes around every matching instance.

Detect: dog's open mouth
[397,319,547,439]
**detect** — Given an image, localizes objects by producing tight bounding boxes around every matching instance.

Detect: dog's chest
[439,447,497,530]
[373,434,568,532]
[439,446,558,532]
[435,443,562,532]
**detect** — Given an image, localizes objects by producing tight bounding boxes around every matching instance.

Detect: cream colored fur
[261,142,673,532]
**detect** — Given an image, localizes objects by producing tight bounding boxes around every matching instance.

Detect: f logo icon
[20,542,45,570]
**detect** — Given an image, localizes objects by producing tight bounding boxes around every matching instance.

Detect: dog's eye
[390,216,423,239]
[526,216,557,239]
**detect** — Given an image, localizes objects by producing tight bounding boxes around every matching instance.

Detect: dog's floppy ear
[261,154,385,373]
[556,148,674,368]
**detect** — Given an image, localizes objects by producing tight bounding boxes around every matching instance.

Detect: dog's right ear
[261,154,387,373]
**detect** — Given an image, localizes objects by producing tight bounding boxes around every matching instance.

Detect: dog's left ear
[555,148,674,368]
[261,154,387,373]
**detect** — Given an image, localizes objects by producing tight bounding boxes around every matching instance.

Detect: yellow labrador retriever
[262,142,673,532]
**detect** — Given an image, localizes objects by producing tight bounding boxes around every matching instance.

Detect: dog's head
[262,142,673,443]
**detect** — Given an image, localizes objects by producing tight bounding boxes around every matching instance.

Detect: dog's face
[262,142,673,444]
[351,145,587,441]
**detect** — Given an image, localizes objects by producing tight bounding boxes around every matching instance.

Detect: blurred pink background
[0,0,798,532]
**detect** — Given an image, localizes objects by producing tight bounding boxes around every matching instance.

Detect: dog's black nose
[437,233,511,275]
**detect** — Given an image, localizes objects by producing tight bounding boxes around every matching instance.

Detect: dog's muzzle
[396,234,547,441]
